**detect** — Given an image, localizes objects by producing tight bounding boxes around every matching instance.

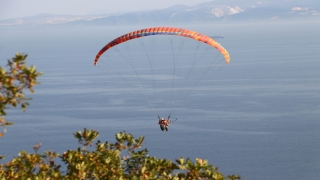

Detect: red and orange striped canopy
[94,27,230,66]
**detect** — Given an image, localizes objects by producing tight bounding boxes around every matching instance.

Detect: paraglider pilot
[158,115,170,131]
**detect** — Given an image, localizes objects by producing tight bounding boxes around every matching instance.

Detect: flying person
[158,116,170,131]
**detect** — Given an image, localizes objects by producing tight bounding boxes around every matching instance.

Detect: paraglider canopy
[94,27,230,66]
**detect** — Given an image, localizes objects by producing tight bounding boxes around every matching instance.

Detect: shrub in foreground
[0,129,241,179]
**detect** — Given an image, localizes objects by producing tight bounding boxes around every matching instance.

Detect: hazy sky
[0,0,212,20]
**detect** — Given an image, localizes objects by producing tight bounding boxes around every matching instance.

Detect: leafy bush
[0,54,241,179]
[0,128,241,179]
[0,53,43,138]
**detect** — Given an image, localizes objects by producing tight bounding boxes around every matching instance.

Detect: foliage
[0,129,241,179]
[0,54,241,179]
[0,53,43,137]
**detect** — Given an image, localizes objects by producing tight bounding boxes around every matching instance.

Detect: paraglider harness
[158,115,177,131]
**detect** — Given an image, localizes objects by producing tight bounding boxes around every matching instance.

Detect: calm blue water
[1,21,320,179]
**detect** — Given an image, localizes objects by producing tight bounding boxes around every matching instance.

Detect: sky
[0,0,212,20]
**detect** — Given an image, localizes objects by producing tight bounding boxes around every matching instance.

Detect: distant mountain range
[1,0,320,26]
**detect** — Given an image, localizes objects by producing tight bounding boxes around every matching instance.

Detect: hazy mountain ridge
[1,0,320,26]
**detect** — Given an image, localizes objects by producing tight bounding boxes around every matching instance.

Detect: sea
[1,20,320,179]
